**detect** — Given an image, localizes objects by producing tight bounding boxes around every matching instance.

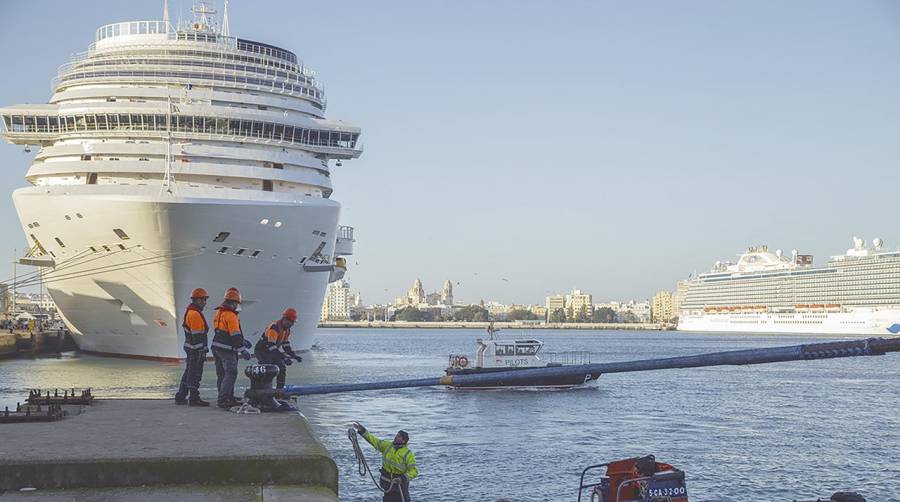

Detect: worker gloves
[241,339,252,350]
[353,422,366,435]
[293,355,303,363]
[283,357,293,366]
[238,348,252,361]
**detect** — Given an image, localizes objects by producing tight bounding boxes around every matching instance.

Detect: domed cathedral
[407,278,425,306]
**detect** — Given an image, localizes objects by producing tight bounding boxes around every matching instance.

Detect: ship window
[274,221,282,228]
[118,244,126,251]
[213,232,230,242]
[87,173,98,185]
[217,246,230,254]
[102,245,111,252]
[49,251,56,258]
[76,213,83,218]
[113,228,130,240]
[234,248,246,256]
[27,224,33,229]
[250,249,262,258]
[81,155,92,161]
[272,163,283,170]
[260,219,269,225]
[54,237,66,248]
[33,222,40,228]
[262,180,273,192]
[65,215,71,220]
[90,247,97,252]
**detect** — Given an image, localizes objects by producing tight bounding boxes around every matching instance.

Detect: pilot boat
[445,326,592,390]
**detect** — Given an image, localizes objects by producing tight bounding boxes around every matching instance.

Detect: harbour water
[1,329,898,501]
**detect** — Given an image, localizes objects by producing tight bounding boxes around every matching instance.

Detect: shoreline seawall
[319,321,669,330]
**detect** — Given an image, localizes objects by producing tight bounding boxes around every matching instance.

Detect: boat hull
[678,308,900,336]
[14,187,340,360]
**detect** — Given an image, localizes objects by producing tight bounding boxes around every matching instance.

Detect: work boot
[188,397,210,407]
[218,398,241,409]
[174,396,187,405]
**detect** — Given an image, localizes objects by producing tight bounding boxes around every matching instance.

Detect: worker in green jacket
[353,422,418,502]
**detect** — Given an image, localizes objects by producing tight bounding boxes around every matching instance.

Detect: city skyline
[1,1,899,306]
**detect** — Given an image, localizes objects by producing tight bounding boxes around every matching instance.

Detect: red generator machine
[577,455,688,502]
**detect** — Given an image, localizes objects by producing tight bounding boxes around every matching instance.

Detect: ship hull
[14,187,340,360]
[678,308,900,336]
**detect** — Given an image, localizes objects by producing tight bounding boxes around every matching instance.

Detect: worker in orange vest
[254,308,302,389]
[211,287,252,408]
[175,288,210,406]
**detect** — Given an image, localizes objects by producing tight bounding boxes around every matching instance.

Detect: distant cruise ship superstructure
[678,238,900,336]
[0,3,361,359]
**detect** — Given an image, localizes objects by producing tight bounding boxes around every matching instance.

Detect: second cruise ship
[0,3,361,359]
[678,237,900,336]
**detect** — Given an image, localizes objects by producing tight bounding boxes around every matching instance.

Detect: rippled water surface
[1,329,898,501]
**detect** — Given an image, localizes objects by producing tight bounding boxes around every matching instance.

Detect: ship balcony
[334,225,354,256]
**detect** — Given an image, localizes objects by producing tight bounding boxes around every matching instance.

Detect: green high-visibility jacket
[363,432,419,480]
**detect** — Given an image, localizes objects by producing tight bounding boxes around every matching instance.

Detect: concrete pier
[0,331,75,358]
[0,399,338,500]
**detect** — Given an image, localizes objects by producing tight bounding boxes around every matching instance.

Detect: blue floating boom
[283,337,900,396]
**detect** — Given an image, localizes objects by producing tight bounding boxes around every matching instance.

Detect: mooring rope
[347,427,405,502]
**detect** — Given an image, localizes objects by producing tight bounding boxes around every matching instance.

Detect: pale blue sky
[1,1,899,305]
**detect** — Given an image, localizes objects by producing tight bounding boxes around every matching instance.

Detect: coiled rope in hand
[347,427,404,502]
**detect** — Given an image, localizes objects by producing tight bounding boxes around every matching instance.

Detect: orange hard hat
[223,288,241,303]
[190,287,209,299]
[282,308,298,321]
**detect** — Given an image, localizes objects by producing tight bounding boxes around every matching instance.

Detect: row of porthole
[217,246,263,258]
[259,219,283,227]
[215,245,312,265]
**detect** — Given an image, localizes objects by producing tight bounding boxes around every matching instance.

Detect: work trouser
[379,468,410,502]
[175,346,206,401]
[255,346,288,389]
[212,347,238,405]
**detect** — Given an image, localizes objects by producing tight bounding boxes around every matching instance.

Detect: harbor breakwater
[319,320,669,330]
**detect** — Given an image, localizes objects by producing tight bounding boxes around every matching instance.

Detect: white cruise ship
[678,238,900,336]
[0,3,362,359]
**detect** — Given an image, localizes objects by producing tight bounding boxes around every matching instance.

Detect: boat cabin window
[494,344,515,356]
[515,345,538,356]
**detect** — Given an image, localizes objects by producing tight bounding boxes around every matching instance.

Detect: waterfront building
[673,280,688,315]
[678,238,900,335]
[0,4,364,357]
[651,290,675,323]
[321,279,352,321]
[545,294,566,319]
[565,289,594,317]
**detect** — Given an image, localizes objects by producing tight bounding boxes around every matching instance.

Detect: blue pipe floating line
[283,337,900,396]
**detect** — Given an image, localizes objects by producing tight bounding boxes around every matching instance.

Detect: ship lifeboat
[810,304,825,311]
[795,304,809,311]
[825,304,841,311]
